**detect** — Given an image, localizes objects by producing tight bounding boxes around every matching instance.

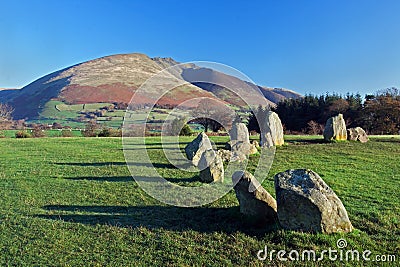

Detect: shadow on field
[37,205,278,236]
[64,176,133,182]
[56,162,193,169]
[373,138,400,143]
[128,162,191,169]
[63,174,199,183]
[122,141,228,150]
[122,147,178,150]
[143,142,191,146]
[164,176,200,183]
[284,139,328,144]
[56,162,127,167]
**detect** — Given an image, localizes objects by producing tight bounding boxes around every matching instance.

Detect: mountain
[0,53,301,120]
[0,88,19,101]
[152,57,301,107]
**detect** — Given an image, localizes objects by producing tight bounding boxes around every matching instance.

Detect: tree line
[188,89,400,136]
[270,87,400,135]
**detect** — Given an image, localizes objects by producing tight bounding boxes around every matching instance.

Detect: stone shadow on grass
[56,162,193,169]
[122,141,228,150]
[37,205,279,237]
[122,147,179,151]
[373,138,400,143]
[164,176,200,183]
[63,175,199,183]
[64,176,134,182]
[56,162,127,167]
[284,139,329,145]
[128,162,192,169]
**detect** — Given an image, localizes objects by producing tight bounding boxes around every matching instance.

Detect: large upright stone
[198,150,224,183]
[228,122,257,161]
[230,122,250,145]
[323,114,347,141]
[232,171,278,224]
[185,132,213,166]
[260,111,284,147]
[347,127,368,143]
[274,169,353,233]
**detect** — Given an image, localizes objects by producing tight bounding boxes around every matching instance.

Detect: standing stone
[228,122,258,161]
[185,132,213,166]
[323,114,347,141]
[347,127,368,143]
[260,111,284,147]
[198,150,224,183]
[232,171,278,224]
[274,169,353,233]
[230,122,250,145]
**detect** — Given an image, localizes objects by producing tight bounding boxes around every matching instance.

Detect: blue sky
[0,0,399,96]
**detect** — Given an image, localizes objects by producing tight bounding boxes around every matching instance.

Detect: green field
[0,129,84,138]
[33,100,186,129]
[0,136,399,266]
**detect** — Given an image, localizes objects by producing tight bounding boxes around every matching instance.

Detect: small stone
[216,149,231,162]
[249,142,258,154]
[251,140,260,148]
[228,140,258,163]
[347,127,368,143]
[231,141,252,162]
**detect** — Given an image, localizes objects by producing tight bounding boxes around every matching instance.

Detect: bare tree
[83,120,100,137]
[0,103,14,129]
[189,98,235,132]
[0,103,13,121]
[328,98,350,114]
[307,120,324,135]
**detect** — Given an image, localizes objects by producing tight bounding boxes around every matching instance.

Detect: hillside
[152,57,300,106]
[0,54,216,119]
[0,88,19,102]
[0,53,301,123]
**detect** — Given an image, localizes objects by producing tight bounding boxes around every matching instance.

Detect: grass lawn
[0,136,399,266]
[0,130,83,138]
